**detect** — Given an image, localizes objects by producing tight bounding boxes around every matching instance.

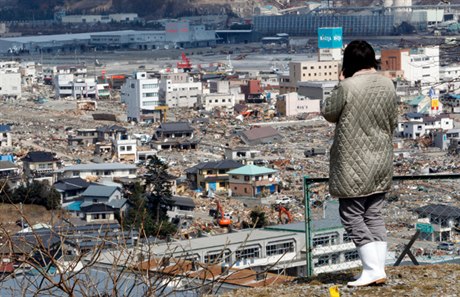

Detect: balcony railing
[303,173,460,277]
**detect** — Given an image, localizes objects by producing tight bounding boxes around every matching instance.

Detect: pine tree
[144,156,174,224]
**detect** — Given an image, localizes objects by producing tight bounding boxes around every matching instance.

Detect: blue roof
[65,201,83,212]
[0,125,11,132]
[0,155,14,162]
[227,164,277,176]
[81,185,119,198]
[446,93,460,100]
[407,95,425,106]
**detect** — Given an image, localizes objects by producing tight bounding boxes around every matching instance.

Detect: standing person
[321,40,397,287]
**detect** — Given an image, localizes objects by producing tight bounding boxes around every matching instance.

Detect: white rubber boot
[353,241,387,280]
[375,241,387,277]
[347,242,386,287]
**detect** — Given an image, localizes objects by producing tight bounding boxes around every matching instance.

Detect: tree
[144,156,174,224]
[11,181,60,210]
[122,182,156,237]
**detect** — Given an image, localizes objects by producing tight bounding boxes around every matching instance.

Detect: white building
[0,61,19,73]
[113,134,138,163]
[0,72,21,99]
[121,72,162,123]
[275,92,321,117]
[440,64,460,82]
[159,72,202,108]
[199,93,235,113]
[61,13,138,24]
[60,163,138,180]
[401,46,440,85]
[54,74,97,99]
[401,115,453,139]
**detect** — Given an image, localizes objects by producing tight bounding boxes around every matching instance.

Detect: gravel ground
[218,264,460,297]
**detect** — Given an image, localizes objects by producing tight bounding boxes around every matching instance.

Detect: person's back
[323,72,397,198]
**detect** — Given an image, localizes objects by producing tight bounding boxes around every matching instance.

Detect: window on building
[219,182,226,187]
[315,255,330,267]
[244,188,247,193]
[345,250,359,261]
[218,169,226,174]
[266,240,295,256]
[244,176,250,181]
[312,233,339,247]
[126,146,132,151]
[204,250,231,264]
[235,246,260,260]
[343,233,351,243]
[207,170,213,175]
[120,146,125,151]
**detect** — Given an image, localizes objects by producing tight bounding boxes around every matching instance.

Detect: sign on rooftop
[318,27,343,49]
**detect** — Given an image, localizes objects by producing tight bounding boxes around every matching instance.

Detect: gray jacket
[321,73,397,198]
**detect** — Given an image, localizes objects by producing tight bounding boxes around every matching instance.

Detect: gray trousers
[339,193,387,247]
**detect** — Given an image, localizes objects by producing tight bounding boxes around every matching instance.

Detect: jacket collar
[352,68,377,77]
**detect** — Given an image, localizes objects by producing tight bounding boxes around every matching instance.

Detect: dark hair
[342,40,378,78]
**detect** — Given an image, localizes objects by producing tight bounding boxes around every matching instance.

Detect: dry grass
[0,203,54,235]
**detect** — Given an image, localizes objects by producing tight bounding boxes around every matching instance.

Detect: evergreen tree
[11,181,60,210]
[144,156,174,224]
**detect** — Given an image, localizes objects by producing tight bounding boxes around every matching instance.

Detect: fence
[303,174,460,277]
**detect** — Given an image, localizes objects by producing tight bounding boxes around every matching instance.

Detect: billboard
[318,27,343,49]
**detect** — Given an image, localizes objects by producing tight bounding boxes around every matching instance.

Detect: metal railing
[303,173,460,277]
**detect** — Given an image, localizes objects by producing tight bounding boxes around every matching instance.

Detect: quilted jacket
[321,72,397,198]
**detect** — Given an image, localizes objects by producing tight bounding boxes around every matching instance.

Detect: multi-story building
[380,48,410,79]
[54,74,97,99]
[151,122,197,150]
[185,160,243,192]
[400,114,453,139]
[113,134,137,163]
[96,125,127,142]
[227,164,278,198]
[279,61,340,94]
[440,64,460,82]
[415,204,460,242]
[275,92,321,117]
[120,201,361,277]
[67,128,98,146]
[121,72,163,123]
[297,81,337,100]
[22,151,62,183]
[159,72,202,108]
[253,14,395,36]
[403,47,440,85]
[198,93,235,113]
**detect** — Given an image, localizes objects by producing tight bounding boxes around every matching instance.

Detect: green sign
[416,223,434,234]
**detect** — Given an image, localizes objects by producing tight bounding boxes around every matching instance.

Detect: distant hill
[1,0,460,21]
